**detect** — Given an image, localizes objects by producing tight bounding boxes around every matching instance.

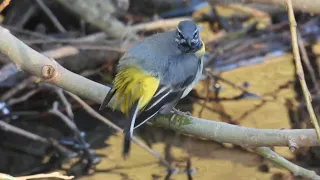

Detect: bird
[99,20,205,158]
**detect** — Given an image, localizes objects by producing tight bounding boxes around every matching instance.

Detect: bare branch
[255,147,320,179]
[0,120,47,143]
[1,77,37,101]
[0,26,106,103]
[49,101,77,130]
[0,0,10,12]
[35,0,66,33]
[55,88,74,119]
[0,171,74,180]
[7,88,41,106]
[0,24,320,149]
[0,45,79,101]
[297,31,320,93]
[286,0,320,142]
[131,17,191,32]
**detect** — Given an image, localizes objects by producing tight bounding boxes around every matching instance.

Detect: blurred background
[0,0,320,179]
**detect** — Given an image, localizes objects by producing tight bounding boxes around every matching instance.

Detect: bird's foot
[172,108,192,116]
[168,108,191,127]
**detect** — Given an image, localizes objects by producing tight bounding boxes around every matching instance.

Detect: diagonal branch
[255,147,320,179]
[0,24,319,148]
[35,0,66,33]
[0,0,10,12]
[1,23,320,179]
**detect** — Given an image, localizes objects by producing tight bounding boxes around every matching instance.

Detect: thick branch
[0,26,107,103]
[154,115,318,147]
[0,25,319,149]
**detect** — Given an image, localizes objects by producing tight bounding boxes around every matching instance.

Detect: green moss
[154,114,192,128]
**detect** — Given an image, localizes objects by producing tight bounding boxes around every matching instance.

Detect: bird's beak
[186,38,192,46]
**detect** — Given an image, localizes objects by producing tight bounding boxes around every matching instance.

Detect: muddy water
[80,52,298,180]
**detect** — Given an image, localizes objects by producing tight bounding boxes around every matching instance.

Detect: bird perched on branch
[99,20,205,158]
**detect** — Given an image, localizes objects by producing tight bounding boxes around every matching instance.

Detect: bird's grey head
[175,20,202,53]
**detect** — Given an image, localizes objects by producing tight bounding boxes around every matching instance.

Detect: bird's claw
[172,108,191,116]
[168,108,191,127]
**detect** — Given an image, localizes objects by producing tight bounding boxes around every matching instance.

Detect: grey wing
[133,57,203,129]
[159,57,204,115]
[133,77,193,130]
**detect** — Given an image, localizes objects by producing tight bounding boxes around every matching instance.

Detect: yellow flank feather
[111,66,160,115]
[195,40,205,58]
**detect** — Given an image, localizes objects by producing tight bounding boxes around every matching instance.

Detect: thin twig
[0,114,76,158]
[297,31,320,93]
[49,102,78,134]
[198,73,214,118]
[255,147,320,179]
[7,88,41,106]
[55,88,74,119]
[24,32,107,45]
[0,172,74,180]
[1,76,37,101]
[131,17,191,32]
[0,120,47,143]
[65,91,174,169]
[15,4,37,28]
[207,71,262,99]
[74,44,125,52]
[3,25,55,40]
[0,0,10,12]
[35,0,66,33]
[49,101,94,168]
[286,0,320,141]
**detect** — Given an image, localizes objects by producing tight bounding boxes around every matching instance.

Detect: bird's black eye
[193,31,199,38]
[177,31,184,39]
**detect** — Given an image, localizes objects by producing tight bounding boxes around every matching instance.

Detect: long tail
[99,88,115,111]
[123,99,140,158]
